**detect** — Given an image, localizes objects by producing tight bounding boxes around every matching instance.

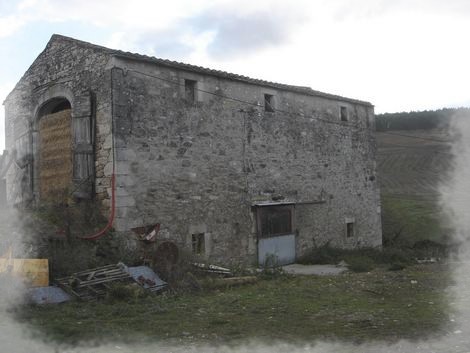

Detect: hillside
[374,115,456,247]
[375,107,469,131]
[375,129,452,197]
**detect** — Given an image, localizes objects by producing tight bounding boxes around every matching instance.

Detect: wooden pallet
[55,263,133,301]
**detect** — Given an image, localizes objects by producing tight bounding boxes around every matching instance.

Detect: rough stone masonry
[3,34,382,266]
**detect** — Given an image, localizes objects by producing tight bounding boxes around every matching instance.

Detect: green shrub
[262,253,280,268]
[388,262,406,271]
[343,255,375,273]
[155,250,202,294]
[48,238,101,277]
[258,264,286,280]
[297,243,344,265]
[349,247,414,266]
[379,247,414,265]
[106,283,146,302]
[297,243,419,272]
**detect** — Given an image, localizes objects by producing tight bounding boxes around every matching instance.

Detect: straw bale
[39,109,73,201]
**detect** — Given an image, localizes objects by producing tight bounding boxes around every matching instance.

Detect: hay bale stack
[39,109,72,201]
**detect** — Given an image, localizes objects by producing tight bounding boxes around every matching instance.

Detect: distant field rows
[376,130,452,196]
[375,129,453,244]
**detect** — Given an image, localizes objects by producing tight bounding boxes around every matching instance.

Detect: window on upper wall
[184,79,197,103]
[257,205,294,238]
[340,106,348,121]
[192,233,205,255]
[346,222,354,238]
[264,94,275,112]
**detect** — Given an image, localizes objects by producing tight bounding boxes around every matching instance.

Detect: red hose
[77,173,116,240]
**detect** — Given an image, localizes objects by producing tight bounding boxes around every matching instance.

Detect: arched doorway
[37,98,73,202]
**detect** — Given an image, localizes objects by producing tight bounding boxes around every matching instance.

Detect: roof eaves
[111,52,373,107]
[4,34,373,107]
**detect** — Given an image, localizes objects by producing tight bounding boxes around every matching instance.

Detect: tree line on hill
[375,107,470,131]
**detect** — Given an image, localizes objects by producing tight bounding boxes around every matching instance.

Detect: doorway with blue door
[256,203,296,266]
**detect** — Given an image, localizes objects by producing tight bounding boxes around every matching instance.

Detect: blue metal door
[258,234,296,266]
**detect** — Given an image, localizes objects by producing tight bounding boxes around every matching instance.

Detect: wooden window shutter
[72,93,95,199]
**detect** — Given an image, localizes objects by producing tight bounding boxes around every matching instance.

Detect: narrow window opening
[184,79,197,103]
[192,233,205,254]
[340,106,348,121]
[258,205,293,238]
[346,222,354,238]
[264,94,275,112]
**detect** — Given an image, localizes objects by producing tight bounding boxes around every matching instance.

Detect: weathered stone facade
[3,35,382,265]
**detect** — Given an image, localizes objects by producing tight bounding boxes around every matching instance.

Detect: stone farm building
[3,35,382,266]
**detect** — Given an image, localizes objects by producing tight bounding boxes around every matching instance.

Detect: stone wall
[4,35,382,266]
[4,35,113,207]
[111,56,382,264]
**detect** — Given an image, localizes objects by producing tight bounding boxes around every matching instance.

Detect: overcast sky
[1,0,470,150]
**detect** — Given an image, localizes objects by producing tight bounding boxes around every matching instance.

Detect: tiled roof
[50,34,373,106]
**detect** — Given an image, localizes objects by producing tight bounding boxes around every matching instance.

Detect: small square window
[340,106,348,121]
[184,79,197,103]
[346,222,354,238]
[192,233,205,254]
[264,94,275,112]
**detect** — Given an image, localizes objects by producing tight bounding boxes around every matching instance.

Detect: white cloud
[16,0,210,29]
[17,0,38,11]
[0,15,26,38]
[1,0,470,112]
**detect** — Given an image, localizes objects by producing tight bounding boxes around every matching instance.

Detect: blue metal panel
[28,286,71,304]
[258,234,296,266]
[126,265,167,292]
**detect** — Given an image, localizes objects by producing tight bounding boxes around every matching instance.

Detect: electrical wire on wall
[121,65,454,145]
[70,63,453,240]
[29,50,449,155]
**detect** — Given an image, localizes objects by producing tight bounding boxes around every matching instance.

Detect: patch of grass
[15,264,452,345]
[381,194,451,248]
